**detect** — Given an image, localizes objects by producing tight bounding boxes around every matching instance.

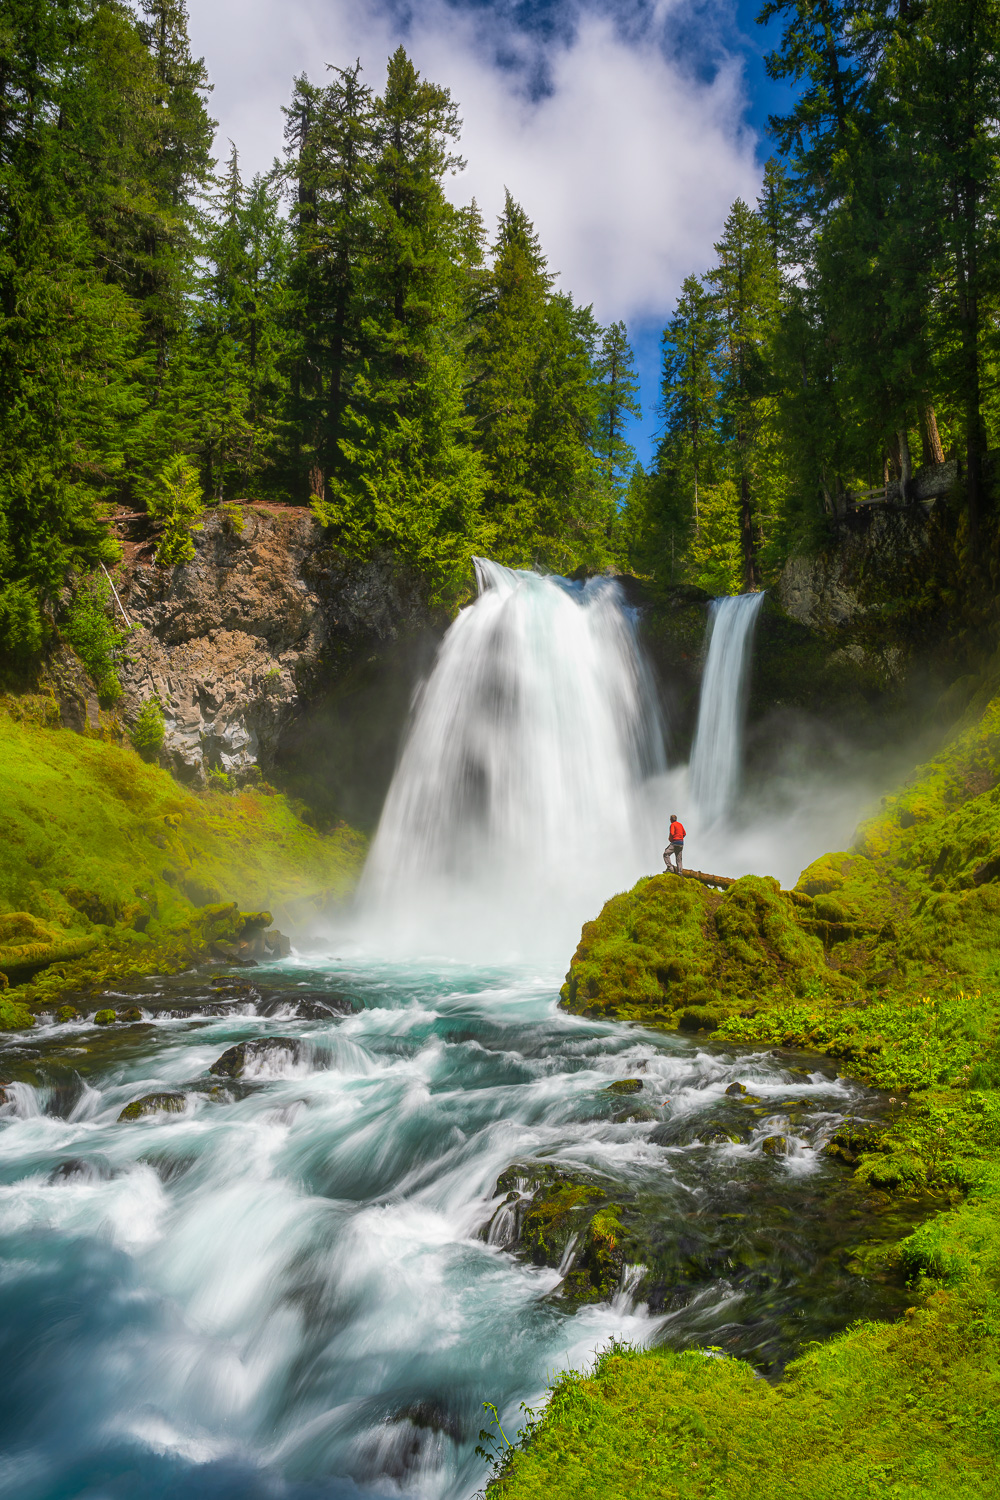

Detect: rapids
[0,964,908,1500]
[0,564,906,1498]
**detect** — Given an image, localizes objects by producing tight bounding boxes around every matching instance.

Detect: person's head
[670,813,678,822]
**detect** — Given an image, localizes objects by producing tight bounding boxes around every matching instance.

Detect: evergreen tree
[469,192,553,558]
[313,48,483,603]
[658,275,720,543]
[708,200,783,588]
[195,149,290,497]
[283,64,374,501]
[595,321,642,507]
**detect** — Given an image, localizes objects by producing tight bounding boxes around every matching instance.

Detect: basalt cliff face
[114,505,438,804]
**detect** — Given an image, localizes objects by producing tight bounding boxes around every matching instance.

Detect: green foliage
[61,572,127,700]
[144,455,205,565]
[130,697,165,759]
[0,708,366,1007]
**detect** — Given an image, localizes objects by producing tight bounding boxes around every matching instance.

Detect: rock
[208,1036,301,1077]
[725,1081,748,1097]
[120,1006,144,1022]
[264,929,292,958]
[616,1105,657,1122]
[56,1005,81,1023]
[762,1134,788,1157]
[603,1078,643,1095]
[93,1008,116,1025]
[116,508,436,791]
[49,1157,114,1182]
[118,1092,188,1122]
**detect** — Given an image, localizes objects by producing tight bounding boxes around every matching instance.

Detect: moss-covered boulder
[485,1163,630,1304]
[118,1092,187,1122]
[0,912,96,978]
[560,872,830,1028]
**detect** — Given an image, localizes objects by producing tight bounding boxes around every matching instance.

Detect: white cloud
[187,0,760,321]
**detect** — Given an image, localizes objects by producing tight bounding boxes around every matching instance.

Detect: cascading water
[689,592,765,828]
[357,559,667,960]
[0,565,904,1500]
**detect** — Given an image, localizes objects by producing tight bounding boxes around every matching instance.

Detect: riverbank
[488,685,1000,1497]
[0,710,365,1021]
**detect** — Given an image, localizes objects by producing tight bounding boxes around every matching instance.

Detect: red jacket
[669,820,686,842]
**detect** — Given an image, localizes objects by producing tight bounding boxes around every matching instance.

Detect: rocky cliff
[110,504,437,800]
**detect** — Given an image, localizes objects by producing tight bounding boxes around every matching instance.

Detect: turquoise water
[0,959,905,1499]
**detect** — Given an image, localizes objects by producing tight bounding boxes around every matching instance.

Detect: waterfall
[689,592,764,827]
[357,558,667,960]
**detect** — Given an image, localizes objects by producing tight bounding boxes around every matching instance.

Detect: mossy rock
[0,912,97,977]
[56,1005,80,1023]
[603,1078,643,1095]
[762,1134,788,1157]
[561,873,830,1027]
[118,1091,187,1122]
[93,1008,116,1025]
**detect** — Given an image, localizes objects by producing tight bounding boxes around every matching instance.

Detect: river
[0,958,907,1500]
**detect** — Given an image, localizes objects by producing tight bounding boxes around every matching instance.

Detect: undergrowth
[0,710,365,1011]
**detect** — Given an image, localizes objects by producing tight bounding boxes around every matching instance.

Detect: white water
[358,560,667,962]
[0,564,906,1500]
[689,592,765,827]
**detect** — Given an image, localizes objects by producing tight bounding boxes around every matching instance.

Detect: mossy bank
[489,687,1000,1498]
[0,711,364,1022]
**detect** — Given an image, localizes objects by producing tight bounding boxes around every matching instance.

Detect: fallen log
[661,868,735,891]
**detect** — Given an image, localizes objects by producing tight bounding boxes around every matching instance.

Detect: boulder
[118,1092,187,1122]
[208,1036,300,1077]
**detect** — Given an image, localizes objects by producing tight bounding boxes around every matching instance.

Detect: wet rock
[725,1081,748,1097]
[118,1092,188,1122]
[120,1006,144,1023]
[603,1078,643,1095]
[762,1134,789,1157]
[208,1036,301,1077]
[616,1105,658,1123]
[265,929,292,958]
[56,1005,80,1023]
[93,1008,116,1026]
[49,1157,114,1183]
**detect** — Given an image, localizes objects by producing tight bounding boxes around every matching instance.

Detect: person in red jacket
[664,814,686,875]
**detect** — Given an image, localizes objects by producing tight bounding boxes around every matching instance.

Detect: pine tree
[283,64,374,501]
[708,200,782,588]
[313,48,482,603]
[595,321,641,508]
[469,192,553,558]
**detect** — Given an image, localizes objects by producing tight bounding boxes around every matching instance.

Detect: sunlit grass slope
[497,690,1000,1499]
[0,713,364,1018]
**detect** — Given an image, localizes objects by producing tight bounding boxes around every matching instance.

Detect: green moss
[0,710,366,1012]
[560,873,830,1028]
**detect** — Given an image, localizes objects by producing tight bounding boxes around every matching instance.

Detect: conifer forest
[3,3,1000,1499]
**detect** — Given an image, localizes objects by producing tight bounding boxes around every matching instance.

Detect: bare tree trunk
[897,428,913,500]
[922,405,945,466]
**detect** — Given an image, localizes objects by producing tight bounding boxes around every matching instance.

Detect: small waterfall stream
[689,592,765,828]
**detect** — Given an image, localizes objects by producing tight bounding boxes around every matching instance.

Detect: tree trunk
[740,469,757,589]
[897,428,912,500]
[922,405,944,466]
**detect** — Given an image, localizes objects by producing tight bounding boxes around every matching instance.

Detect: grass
[0,710,365,1014]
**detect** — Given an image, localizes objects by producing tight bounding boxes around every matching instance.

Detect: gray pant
[665,841,684,874]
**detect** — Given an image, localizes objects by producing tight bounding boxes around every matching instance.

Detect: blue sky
[188,0,796,465]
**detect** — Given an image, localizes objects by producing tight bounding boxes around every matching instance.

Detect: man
[664,813,686,875]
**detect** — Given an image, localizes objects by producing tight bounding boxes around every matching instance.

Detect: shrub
[145,456,205,566]
[130,697,165,759]
[61,571,126,700]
